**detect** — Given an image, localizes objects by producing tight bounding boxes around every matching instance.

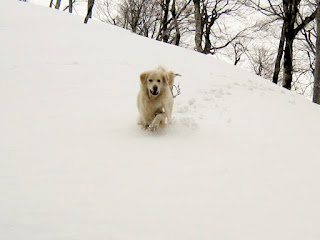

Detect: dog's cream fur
[137,66,175,131]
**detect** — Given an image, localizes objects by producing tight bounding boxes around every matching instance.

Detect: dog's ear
[140,71,149,84]
[165,71,175,88]
[162,73,169,85]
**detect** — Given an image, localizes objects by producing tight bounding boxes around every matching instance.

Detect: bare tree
[55,0,62,9]
[288,22,316,97]
[246,47,275,79]
[84,0,95,23]
[96,0,192,45]
[240,0,285,84]
[170,0,181,45]
[224,39,249,66]
[245,0,316,90]
[95,0,120,25]
[313,3,320,103]
[96,0,162,37]
[159,0,171,42]
[63,0,75,13]
[157,0,193,45]
[273,23,286,84]
[283,0,316,90]
[232,41,248,65]
[193,0,244,55]
[69,0,73,13]
[116,0,160,34]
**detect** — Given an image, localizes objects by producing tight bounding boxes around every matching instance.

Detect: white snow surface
[1,1,320,239]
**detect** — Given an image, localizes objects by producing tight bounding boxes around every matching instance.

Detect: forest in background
[27,0,320,103]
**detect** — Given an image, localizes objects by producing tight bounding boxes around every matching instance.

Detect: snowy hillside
[1,1,320,239]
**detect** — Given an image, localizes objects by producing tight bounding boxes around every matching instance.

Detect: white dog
[137,66,176,131]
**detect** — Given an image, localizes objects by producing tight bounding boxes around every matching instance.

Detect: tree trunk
[170,0,181,46]
[69,0,73,13]
[273,22,285,84]
[162,0,171,43]
[282,0,298,90]
[313,5,320,104]
[193,0,203,52]
[84,0,95,24]
[203,24,211,54]
[55,0,61,9]
[283,31,294,90]
[49,0,54,7]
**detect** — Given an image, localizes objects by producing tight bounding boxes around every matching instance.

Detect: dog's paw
[148,124,159,131]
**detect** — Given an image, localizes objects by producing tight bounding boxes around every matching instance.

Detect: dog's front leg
[149,114,163,131]
[148,112,168,131]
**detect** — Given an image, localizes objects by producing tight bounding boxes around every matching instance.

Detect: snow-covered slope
[1,1,320,239]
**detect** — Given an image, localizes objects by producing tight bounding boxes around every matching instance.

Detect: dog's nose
[153,86,158,92]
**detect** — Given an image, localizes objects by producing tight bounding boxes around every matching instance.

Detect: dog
[137,66,176,131]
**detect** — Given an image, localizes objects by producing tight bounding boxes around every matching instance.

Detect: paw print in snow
[188,98,196,106]
[176,105,189,114]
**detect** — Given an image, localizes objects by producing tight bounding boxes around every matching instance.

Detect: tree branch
[293,10,317,36]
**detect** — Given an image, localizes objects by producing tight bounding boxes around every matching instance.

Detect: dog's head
[140,70,169,98]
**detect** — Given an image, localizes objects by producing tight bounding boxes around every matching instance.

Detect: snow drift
[1,1,320,240]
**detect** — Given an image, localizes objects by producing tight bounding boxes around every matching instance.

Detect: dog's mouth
[150,89,159,96]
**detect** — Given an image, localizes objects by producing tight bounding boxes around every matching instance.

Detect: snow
[1,1,320,239]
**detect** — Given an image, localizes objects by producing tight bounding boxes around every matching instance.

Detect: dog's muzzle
[150,86,159,95]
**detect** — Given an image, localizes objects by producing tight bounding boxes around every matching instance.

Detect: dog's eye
[157,79,161,83]
[149,79,153,82]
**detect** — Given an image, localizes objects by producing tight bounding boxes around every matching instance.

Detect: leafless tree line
[48,0,320,104]
[49,0,92,20]
[96,0,195,46]
[49,0,74,13]
[242,0,317,98]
